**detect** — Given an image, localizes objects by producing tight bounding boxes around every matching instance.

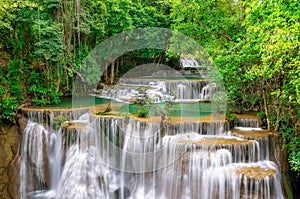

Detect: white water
[20,121,49,199]
[20,110,284,199]
[180,58,200,68]
[236,118,260,128]
[97,78,215,101]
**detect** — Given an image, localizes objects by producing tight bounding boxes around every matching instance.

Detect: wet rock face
[0,125,21,199]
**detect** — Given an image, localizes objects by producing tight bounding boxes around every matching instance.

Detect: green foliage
[117,64,134,77]
[226,111,237,122]
[237,0,300,173]
[53,115,70,129]
[136,107,149,118]
[225,110,237,128]
[0,0,37,30]
[0,59,24,124]
[0,94,19,123]
[29,70,62,105]
[130,0,171,28]
[171,0,242,48]
[32,19,63,62]
[289,150,300,173]
[281,123,300,173]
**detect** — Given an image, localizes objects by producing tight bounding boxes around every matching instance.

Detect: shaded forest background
[0,0,299,175]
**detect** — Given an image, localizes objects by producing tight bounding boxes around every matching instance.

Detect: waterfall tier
[97,78,216,102]
[235,115,261,128]
[19,108,284,199]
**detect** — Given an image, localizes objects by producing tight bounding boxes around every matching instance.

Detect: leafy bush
[0,60,23,125]
[29,70,62,106]
[137,107,149,118]
[280,119,300,173]
[0,95,18,123]
[289,150,300,173]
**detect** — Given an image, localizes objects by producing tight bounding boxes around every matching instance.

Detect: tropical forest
[0,0,299,199]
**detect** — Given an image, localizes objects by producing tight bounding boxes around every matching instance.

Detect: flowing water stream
[20,76,284,199]
[20,112,284,198]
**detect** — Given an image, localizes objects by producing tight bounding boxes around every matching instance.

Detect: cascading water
[19,75,283,199]
[97,78,214,102]
[236,118,260,128]
[179,58,200,69]
[20,109,284,199]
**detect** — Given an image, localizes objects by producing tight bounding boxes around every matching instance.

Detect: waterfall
[20,108,284,199]
[97,78,214,101]
[201,160,283,199]
[236,118,260,128]
[20,121,50,199]
[199,83,216,100]
[179,58,200,68]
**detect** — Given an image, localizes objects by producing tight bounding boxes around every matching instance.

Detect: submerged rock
[113,187,131,199]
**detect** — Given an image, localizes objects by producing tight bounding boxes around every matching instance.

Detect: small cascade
[201,160,283,199]
[20,105,284,199]
[199,83,216,100]
[236,117,261,128]
[233,115,269,160]
[180,58,200,68]
[232,127,271,161]
[164,80,206,100]
[98,78,213,101]
[178,58,209,78]
[164,121,229,136]
[164,133,260,163]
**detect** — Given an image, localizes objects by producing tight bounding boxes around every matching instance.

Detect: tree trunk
[56,74,60,94]
[116,59,119,78]
[110,61,114,85]
[105,63,108,82]
[262,86,270,131]
[275,103,281,132]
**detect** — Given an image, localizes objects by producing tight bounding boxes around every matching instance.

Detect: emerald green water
[47,97,111,108]
[47,97,221,117]
[114,101,215,117]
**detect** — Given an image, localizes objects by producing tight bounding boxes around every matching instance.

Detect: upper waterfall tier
[97,77,217,102]
[180,58,200,68]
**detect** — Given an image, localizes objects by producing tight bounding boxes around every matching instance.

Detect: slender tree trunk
[116,59,119,78]
[56,76,61,94]
[275,105,281,132]
[262,85,270,131]
[110,61,114,85]
[105,63,108,82]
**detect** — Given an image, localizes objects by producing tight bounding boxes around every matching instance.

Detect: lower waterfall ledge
[91,114,226,124]
[231,128,273,139]
[236,166,277,179]
[178,137,253,146]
